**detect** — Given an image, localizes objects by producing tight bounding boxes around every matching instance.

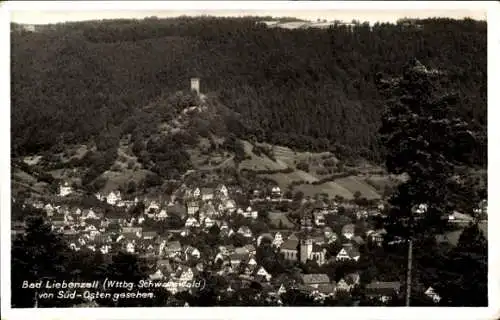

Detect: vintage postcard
[1,1,498,320]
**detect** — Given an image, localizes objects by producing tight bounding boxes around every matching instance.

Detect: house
[247,257,258,269]
[107,191,122,205]
[200,202,217,220]
[244,244,257,256]
[272,232,284,247]
[425,287,441,303]
[341,224,355,240]
[309,244,327,266]
[185,246,201,260]
[193,188,201,198]
[149,269,165,281]
[165,241,182,257]
[122,227,142,238]
[186,201,200,215]
[271,186,281,197]
[355,210,368,219]
[201,188,214,201]
[313,211,325,226]
[217,184,229,198]
[367,229,386,246]
[326,232,338,244]
[448,211,474,226]
[253,266,273,282]
[185,216,200,228]
[336,244,360,262]
[237,226,253,238]
[157,209,169,220]
[277,284,287,295]
[125,242,135,253]
[143,231,157,240]
[336,273,360,292]
[178,266,194,282]
[146,201,160,214]
[230,253,248,268]
[365,281,401,303]
[280,238,299,261]
[300,273,330,289]
[59,182,73,197]
[204,217,215,228]
[316,283,337,298]
[224,199,237,213]
[244,206,258,219]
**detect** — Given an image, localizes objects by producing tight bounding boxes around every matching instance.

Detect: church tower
[300,238,313,263]
[299,209,314,263]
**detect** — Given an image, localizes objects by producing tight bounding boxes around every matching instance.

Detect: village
[11,176,486,306]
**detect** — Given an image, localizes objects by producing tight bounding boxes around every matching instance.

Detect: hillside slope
[11,17,487,166]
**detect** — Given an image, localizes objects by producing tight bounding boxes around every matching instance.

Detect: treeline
[11,17,486,166]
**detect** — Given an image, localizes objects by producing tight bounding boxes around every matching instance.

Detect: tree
[435,223,487,306]
[11,215,73,307]
[293,191,304,202]
[96,252,150,307]
[353,191,362,200]
[377,59,485,305]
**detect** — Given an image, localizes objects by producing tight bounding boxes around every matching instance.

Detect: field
[100,168,152,194]
[335,176,381,200]
[268,211,295,229]
[294,181,355,200]
[260,170,318,190]
[239,141,288,171]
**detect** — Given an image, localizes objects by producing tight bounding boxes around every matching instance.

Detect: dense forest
[11,16,487,165]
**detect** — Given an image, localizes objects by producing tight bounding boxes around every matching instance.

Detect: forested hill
[11,17,486,165]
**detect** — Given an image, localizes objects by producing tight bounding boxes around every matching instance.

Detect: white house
[224,199,237,213]
[237,226,253,238]
[204,217,215,228]
[185,217,200,228]
[59,182,73,197]
[341,224,355,240]
[425,287,441,303]
[179,267,194,282]
[157,209,168,220]
[193,188,201,198]
[185,246,201,260]
[254,266,272,282]
[244,206,259,219]
[107,191,122,205]
[146,201,160,213]
[273,232,284,247]
[126,242,135,254]
[271,186,281,197]
[336,244,360,262]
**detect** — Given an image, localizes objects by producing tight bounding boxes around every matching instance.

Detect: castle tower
[190,78,200,95]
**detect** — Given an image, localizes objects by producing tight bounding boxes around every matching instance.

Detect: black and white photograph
[1,1,498,319]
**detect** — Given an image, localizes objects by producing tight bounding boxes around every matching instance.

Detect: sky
[8,2,487,25]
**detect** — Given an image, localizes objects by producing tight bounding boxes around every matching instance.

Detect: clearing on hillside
[239,140,288,171]
[335,176,381,200]
[294,181,354,200]
[260,170,319,190]
[100,169,152,194]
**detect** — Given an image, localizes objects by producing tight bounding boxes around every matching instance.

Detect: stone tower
[190,78,200,95]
